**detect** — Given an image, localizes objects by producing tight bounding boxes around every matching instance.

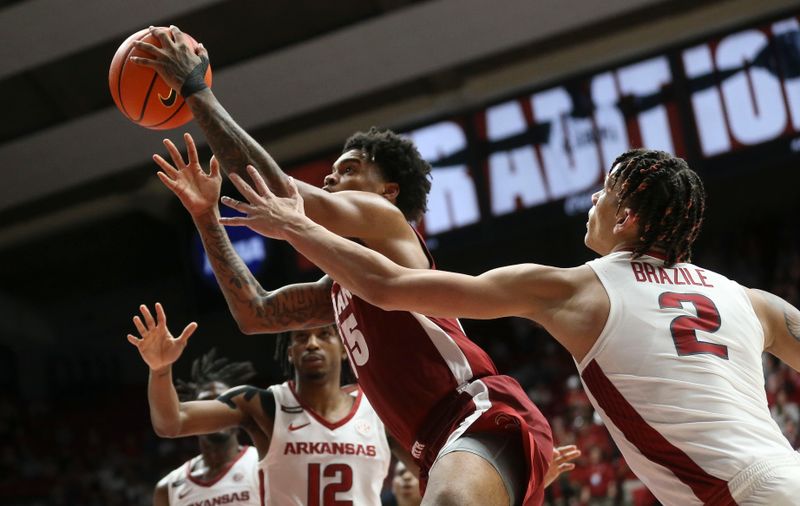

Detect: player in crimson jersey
[222,149,800,505]
[136,26,555,505]
[127,304,394,505]
[152,349,260,506]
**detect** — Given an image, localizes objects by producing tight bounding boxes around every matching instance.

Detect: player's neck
[294,378,352,419]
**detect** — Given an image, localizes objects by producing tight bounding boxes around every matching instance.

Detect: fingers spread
[155,302,167,326]
[132,40,164,58]
[153,154,179,178]
[156,171,178,190]
[228,173,262,204]
[218,216,249,227]
[129,56,160,68]
[180,322,198,341]
[209,156,221,178]
[163,138,186,169]
[151,26,175,47]
[133,315,147,336]
[246,166,272,198]
[219,195,254,214]
[140,304,156,328]
[184,133,200,167]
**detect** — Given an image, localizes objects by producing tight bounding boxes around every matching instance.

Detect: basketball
[108,27,212,130]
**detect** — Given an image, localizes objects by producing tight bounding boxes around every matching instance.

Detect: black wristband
[180,56,210,98]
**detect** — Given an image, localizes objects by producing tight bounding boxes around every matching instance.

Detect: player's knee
[421,485,475,506]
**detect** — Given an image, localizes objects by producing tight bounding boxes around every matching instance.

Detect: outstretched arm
[748,289,800,372]
[154,134,334,334]
[218,169,578,323]
[133,27,409,242]
[127,303,264,437]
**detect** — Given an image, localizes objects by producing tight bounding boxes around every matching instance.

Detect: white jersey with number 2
[258,381,390,506]
[578,251,799,506]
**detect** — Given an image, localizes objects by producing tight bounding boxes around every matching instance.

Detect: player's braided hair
[274,331,294,379]
[608,148,706,267]
[343,127,432,222]
[175,348,257,401]
[273,328,355,385]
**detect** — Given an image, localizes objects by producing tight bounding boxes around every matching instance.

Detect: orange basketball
[108,27,212,130]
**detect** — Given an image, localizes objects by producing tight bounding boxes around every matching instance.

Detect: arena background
[1,0,799,504]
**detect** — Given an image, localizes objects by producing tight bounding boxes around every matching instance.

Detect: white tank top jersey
[259,382,390,506]
[579,251,797,506]
[165,446,260,506]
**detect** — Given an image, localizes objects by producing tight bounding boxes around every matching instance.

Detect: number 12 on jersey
[308,463,353,506]
[658,292,729,359]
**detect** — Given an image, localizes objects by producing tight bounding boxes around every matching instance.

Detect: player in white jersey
[159,446,259,506]
[128,303,395,506]
[221,149,800,505]
[152,349,260,506]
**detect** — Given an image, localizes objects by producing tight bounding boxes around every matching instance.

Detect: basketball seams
[114,29,152,121]
[136,72,161,122]
[110,27,210,129]
[145,99,187,129]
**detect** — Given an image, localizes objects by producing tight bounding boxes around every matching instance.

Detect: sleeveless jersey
[580,251,795,505]
[330,230,553,505]
[165,446,259,506]
[259,381,390,506]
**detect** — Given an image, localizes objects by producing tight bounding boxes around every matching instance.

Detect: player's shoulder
[240,445,260,464]
[155,472,171,490]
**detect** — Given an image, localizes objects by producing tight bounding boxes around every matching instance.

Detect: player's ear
[381,182,399,203]
[613,208,638,235]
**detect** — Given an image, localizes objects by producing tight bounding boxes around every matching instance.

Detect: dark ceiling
[0,0,428,145]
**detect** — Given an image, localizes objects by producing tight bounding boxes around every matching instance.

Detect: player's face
[197,381,237,444]
[288,325,344,381]
[391,461,422,505]
[324,150,394,199]
[585,166,623,255]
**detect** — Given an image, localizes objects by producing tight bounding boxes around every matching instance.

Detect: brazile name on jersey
[283,441,377,457]
[185,491,251,506]
[630,262,714,287]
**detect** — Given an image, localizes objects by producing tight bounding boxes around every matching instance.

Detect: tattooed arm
[186,89,292,193]
[153,134,335,333]
[748,288,800,372]
[194,211,335,334]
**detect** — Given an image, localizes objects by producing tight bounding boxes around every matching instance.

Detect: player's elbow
[232,310,275,335]
[152,421,182,438]
[236,318,263,335]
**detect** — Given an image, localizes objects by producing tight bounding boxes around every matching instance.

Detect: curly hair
[607,149,706,267]
[343,127,432,222]
[175,348,257,401]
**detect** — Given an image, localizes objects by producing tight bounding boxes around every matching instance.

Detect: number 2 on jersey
[658,292,728,359]
[308,463,353,506]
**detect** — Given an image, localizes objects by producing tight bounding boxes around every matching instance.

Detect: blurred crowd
[0,221,798,506]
